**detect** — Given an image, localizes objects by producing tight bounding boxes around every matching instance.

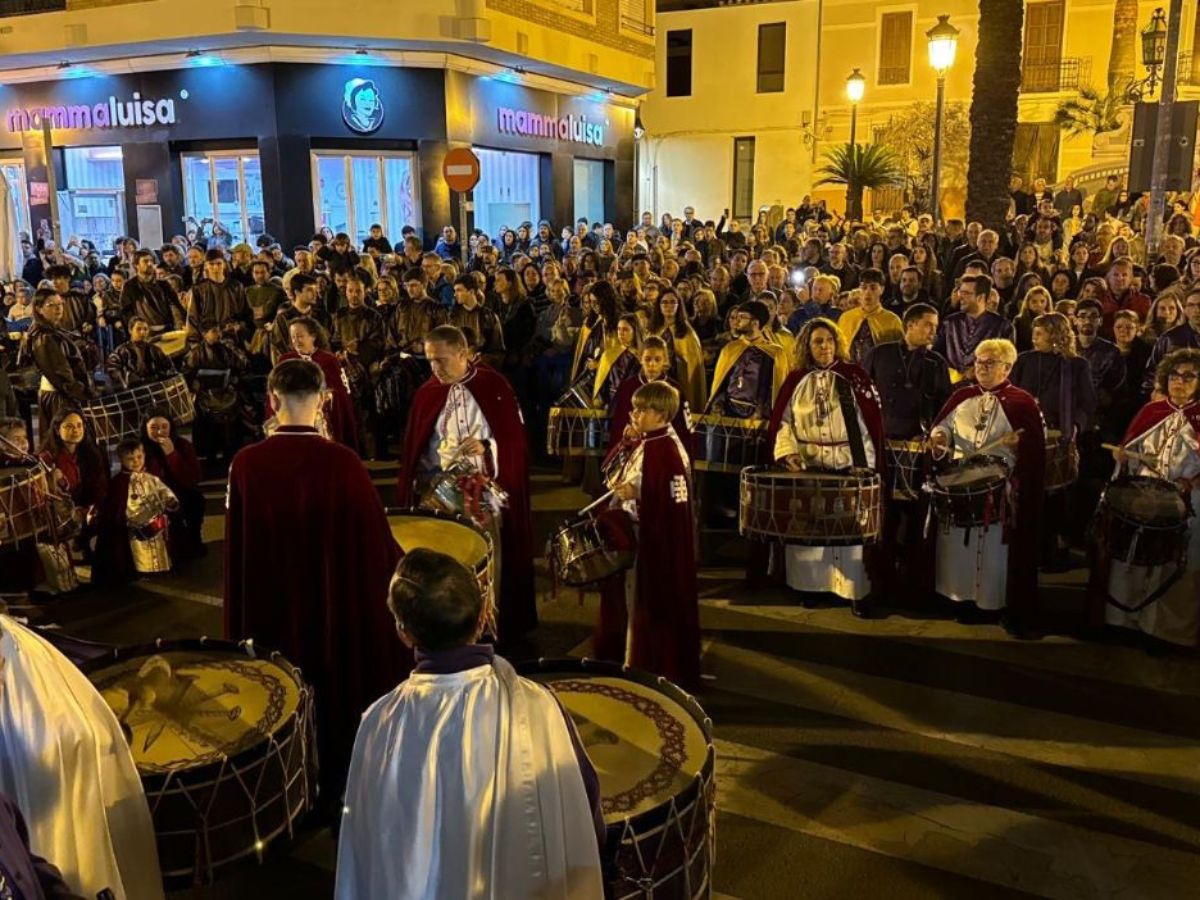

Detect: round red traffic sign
[443,147,481,193]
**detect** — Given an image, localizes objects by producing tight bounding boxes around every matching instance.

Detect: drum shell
[739,466,882,546]
[547,407,610,458]
[928,457,1009,529]
[1044,436,1079,493]
[885,439,927,502]
[692,414,768,474]
[1098,476,1190,567]
[548,511,636,587]
[386,507,495,618]
[0,465,54,546]
[515,658,715,900]
[82,639,315,882]
[82,375,195,444]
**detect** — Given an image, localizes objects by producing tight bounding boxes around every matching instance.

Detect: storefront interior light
[185,49,223,68]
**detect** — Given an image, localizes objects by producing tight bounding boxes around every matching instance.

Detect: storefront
[0,62,635,255]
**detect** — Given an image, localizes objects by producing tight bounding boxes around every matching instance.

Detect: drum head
[87,649,301,774]
[936,457,1008,488]
[1105,477,1188,524]
[389,511,489,570]
[528,668,710,823]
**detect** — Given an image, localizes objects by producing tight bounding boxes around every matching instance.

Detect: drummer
[927,338,1046,635]
[767,318,886,617]
[27,288,96,433]
[607,335,692,460]
[704,300,789,420]
[120,248,185,335]
[591,313,641,411]
[1090,348,1200,648]
[104,315,177,391]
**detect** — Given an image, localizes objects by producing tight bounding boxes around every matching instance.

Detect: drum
[1043,430,1079,492]
[928,456,1010,529]
[547,407,610,458]
[83,639,315,881]
[739,466,882,546]
[692,413,768,473]
[548,507,636,586]
[154,330,188,359]
[196,386,240,423]
[387,508,495,624]
[1098,476,1190,567]
[517,659,715,900]
[81,375,195,444]
[886,438,927,501]
[0,464,53,546]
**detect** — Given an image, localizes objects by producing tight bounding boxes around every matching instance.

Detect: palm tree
[1054,84,1129,138]
[1108,0,1139,91]
[965,0,1024,230]
[814,142,903,221]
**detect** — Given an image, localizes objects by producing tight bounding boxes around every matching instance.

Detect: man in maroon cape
[595,381,700,690]
[397,325,537,639]
[225,358,408,809]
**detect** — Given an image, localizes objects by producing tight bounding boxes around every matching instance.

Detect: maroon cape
[397,365,537,638]
[92,470,136,587]
[595,426,700,690]
[225,426,408,803]
[1121,398,1200,450]
[606,373,693,459]
[931,380,1046,617]
[144,437,205,560]
[272,349,359,452]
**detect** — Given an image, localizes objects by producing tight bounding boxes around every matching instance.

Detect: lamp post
[633,105,646,225]
[926,14,960,223]
[1145,1,1181,260]
[845,68,865,219]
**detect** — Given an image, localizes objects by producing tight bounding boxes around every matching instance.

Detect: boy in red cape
[595,381,700,691]
[225,358,407,809]
[607,335,692,459]
[397,325,537,639]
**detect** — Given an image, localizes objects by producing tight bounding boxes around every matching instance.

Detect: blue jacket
[0,792,86,899]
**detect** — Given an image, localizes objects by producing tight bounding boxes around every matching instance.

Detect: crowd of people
[1,169,1199,897]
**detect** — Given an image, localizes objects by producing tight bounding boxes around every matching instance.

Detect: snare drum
[1043,431,1079,492]
[739,466,882,546]
[547,407,610,458]
[886,438,927,501]
[83,639,316,881]
[387,508,496,626]
[928,456,1010,529]
[548,507,637,586]
[81,375,195,444]
[0,464,53,546]
[517,659,715,900]
[692,413,768,473]
[1098,476,1189,567]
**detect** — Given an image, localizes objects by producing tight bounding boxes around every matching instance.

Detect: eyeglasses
[973,359,1007,370]
[1167,371,1199,382]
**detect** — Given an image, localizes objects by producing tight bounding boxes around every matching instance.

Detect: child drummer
[92,438,179,585]
[607,335,692,460]
[594,381,701,691]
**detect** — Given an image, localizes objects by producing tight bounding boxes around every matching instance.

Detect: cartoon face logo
[342,78,384,134]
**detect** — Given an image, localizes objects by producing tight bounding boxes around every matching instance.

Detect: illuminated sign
[4,91,185,133]
[497,107,604,146]
[342,78,384,134]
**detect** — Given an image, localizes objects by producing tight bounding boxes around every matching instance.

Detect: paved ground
[15,462,1200,899]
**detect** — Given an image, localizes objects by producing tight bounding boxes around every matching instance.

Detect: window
[1022,1,1065,92]
[878,11,913,85]
[1012,122,1060,185]
[61,146,126,253]
[472,147,541,239]
[573,158,606,227]
[311,151,419,246]
[181,152,264,245]
[757,23,786,93]
[1,159,31,238]
[732,137,755,221]
[666,30,692,97]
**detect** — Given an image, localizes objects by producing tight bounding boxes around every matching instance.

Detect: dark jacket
[0,792,87,900]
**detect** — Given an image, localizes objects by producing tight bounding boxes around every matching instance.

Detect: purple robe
[934,311,1016,374]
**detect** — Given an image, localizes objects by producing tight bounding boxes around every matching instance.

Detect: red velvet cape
[397,365,537,638]
[92,470,136,587]
[144,437,205,560]
[224,426,408,802]
[1122,398,1200,449]
[273,349,360,452]
[930,380,1046,616]
[595,427,700,691]
[606,373,693,459]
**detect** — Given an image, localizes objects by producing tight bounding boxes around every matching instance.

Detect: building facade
[0,0,655,252]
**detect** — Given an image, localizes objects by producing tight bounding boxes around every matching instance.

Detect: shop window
[472,147,542,240]
[573,159,606,229]
[311,151,419,247]
[182,152,265,247]
[666,30,693,98]
[1,159,31,239]
[757,23,786,94]
[732,137,755,221]
[878,11,913,86]
[62,146,126,254]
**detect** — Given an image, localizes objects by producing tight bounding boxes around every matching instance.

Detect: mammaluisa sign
[5,91,185,133]
[496,106,604,146]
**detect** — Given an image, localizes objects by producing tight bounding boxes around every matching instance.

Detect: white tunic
[421,376,496,477]
[335,656,604,900]
[774,369,876,600]
[930,390,1020,609]
[0,615,163,900]
[1106,403,1200,646]
[127,470,178,574]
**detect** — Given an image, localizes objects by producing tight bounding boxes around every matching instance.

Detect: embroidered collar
[272,425,320,435]
[641,426,671,442]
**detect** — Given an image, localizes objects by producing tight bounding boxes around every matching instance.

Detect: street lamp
[926,14,960,223]
[845,68,866,221]
[1142,7,1169,93]
[633,105,645,220]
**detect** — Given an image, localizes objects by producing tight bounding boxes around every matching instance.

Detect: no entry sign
[443,147,481,193]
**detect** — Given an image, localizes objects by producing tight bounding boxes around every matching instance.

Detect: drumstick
[579,490,615,516]
[1101,443,1167,478]
[965,428,1024,460]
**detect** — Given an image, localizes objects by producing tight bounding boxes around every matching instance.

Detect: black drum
[1098,475,1190,567]
[928,456,1009,529]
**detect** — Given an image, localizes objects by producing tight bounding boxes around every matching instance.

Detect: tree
[1108,0,1139,91]
[965,0,1024,230]
[814,142,904,221]
[1053,84,1129,139]
[874,101,971,214]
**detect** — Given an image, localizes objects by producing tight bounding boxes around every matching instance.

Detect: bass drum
[516,659,715,900]
[83,639,316,882]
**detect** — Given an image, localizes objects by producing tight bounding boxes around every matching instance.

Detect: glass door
[0,159,31,238]
[311,151,420,246]
[573,158,606,227]
[181,150,265,245]
[62,146,126,252]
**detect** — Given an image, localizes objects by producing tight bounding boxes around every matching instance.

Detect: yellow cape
[837,306,903,352]
[656,325,708,413]
[709,336,790,408]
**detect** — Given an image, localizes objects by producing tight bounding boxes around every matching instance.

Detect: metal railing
[0,0,66,15]
[1021,57,1090,93]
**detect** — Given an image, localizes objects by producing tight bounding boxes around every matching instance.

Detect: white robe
[930,390,1021,609]
[773,369,876,601]
[422,377,496,478]
[126,471,178,574]
[1106,404,1200,645]
[335,656,604,900]
[0,615,163,900]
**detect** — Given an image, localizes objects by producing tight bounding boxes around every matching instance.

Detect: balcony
[0,0,66,15]
[1021,57,1090,93]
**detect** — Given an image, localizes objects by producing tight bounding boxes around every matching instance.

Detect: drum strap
[835,377,869,470]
